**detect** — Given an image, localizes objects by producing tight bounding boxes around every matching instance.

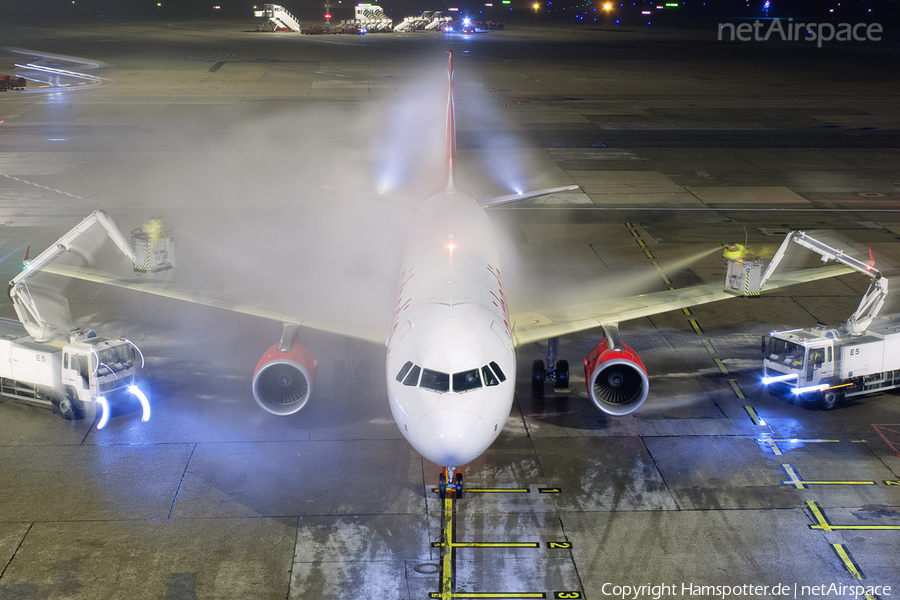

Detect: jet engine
[583,339,649,416]
[252,341,317,416]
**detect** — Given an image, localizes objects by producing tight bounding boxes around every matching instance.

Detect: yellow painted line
[851,439,867,443]
[688,319,704,335]
[629,228,640,238]
[794,480,876,485]
[430,593,546,599]
[702,339,715,354]
[807,501,900,531]
[886,480,900,485]
[650,262,672,285]
[463,488,529,494]
[444,542,540,548]
[762,438,783,456]
[643,249,655,260]
[769,439,840,443]
[682,307,692,316]
[743,404,760,423]
[714,358,729,374]
[781,464,872,488]
[728,380,746,400]
[832,544,864,579]
[441,496,453,600]
[781,464,806,489]
[762,438,838,455]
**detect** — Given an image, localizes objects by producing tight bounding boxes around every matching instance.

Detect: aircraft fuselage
[386,188,516,469]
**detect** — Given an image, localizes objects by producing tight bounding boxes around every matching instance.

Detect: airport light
[603,2,612,9]
[533,2,539,9]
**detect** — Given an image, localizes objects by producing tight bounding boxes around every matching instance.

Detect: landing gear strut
[438,467,463,499]
[531,337,569,392]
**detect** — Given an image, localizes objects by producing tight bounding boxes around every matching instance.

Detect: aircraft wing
[511,264,852,347]
[40,263,388,346]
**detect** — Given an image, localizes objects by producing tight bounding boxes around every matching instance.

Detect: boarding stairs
[254,4,302,32]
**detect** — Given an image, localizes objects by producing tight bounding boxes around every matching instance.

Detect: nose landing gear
[438,467,464,499]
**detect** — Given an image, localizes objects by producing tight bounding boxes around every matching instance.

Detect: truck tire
[52,393,80,420]
[819,388,843,411]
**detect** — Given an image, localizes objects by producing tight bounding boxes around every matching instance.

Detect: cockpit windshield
[453,369,481,392]
[421,369,450,392]
[395,361,506,393]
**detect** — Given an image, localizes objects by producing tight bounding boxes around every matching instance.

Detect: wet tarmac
[0,17,898,600]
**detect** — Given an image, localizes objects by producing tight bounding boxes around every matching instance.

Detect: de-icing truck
[725,231,893,410]
[2,211,172,425]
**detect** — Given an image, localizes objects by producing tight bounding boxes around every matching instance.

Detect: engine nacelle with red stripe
[583,339,649,416]
[252,341,317,416]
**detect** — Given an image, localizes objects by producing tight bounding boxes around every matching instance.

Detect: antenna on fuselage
[445,50,458,193]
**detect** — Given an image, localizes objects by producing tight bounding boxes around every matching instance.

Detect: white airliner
[44,52,848,495]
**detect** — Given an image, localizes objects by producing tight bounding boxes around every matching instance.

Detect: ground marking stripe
[832,544,864,580]
[688,318,704,335]
[435,542,541,548]
[743,405,760,423]
[807,501,900,531]
[758,438,840,455]
[715,358,729,374]
[781,464,875,489]
[430,593,546,599]
[441,496,454,600]
[727,379,745,400]
[872,424,900,460]
[463,488,530,494]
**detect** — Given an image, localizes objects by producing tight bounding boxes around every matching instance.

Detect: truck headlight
[129,385,151,422]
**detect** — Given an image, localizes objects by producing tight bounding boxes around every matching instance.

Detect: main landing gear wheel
[454,472,463,498]
[531,359,545,392]
[439,473,448,500]
[555,360,569,389]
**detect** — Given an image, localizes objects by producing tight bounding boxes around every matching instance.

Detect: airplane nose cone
[417,409,486,467]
